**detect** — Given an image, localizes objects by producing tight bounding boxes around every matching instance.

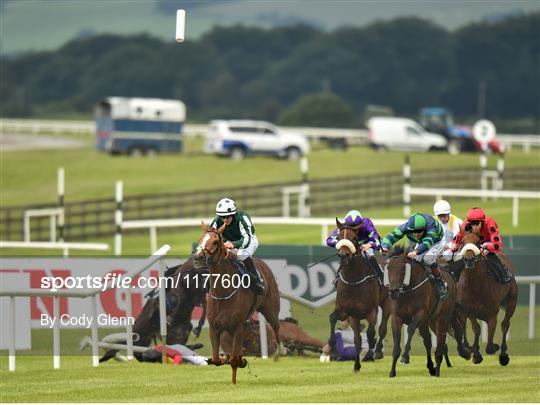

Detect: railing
[0,245,171,371]
[406,187,540,227]
[3,119,538,149]
[120,216,404,254]
[1,167,538,242]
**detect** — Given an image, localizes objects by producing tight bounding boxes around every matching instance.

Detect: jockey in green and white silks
[381,213,448,299]
[210,198,263,293]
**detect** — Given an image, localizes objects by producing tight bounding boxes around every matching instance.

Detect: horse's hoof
[363,352,375,362]
[400,356,410,364]
[428,366,436,376]
[239,358,248,368]
[499,353,510,366]
[486,343,500,355]
[374,351,384,360]
[389,370,396,378]
[459,348,472,360]
[472,355,483,364]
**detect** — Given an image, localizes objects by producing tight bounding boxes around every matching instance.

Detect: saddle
[485,254,513,284]
[229,257,266,294]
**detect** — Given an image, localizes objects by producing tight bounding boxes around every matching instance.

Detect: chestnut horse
[385,253,469,377]
[329,219,391,373]
[457,232,518,366]
[194,222,281,384]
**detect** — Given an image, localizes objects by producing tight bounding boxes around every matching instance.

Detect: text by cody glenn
[41,313,134,328]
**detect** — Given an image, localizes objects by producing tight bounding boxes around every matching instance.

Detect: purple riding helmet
[343,210,363,227]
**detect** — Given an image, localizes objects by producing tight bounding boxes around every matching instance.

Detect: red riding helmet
[467,207,486,221]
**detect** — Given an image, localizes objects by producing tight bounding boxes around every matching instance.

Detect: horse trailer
[95,97,186,156]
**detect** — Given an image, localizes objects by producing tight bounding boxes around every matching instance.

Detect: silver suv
[204,120,310,160]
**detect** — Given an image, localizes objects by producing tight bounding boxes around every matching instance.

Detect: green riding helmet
[406,213,427,232]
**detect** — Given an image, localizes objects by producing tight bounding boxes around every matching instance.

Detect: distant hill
[1,0,538,55]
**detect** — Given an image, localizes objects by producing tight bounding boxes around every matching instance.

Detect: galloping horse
[457,232,518,366]
[194,222,281,384]
[329,218,391,372]
[385,253,469,377]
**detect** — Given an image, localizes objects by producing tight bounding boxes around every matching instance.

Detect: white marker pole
[176,10,186,42]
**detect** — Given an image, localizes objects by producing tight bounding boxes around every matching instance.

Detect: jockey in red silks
[453,207,502,254]
[452,207,512,283]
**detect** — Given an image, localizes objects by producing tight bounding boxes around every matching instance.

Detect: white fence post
[512,196,519,227]
[403,155,411,217]
[53,296,60,369]
[9,297,16,371]
[126,287,134,361]
[115,181,123,256]
[58,167,65,242]
[300,157,310,217]
[529,282,536,339]
[259,313,269,359]
[90,296,99,367]
[150,227,158,255]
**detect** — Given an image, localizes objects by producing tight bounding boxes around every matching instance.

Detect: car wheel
[128,147,143,157]
[447,140,462,155]
[286,147,301,161]
[229,147,246,160]
[145,148,157,157]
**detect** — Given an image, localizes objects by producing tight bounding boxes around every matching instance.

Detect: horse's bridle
[336,226,378,286]
[385,256,430,295]
[193,230,223,269]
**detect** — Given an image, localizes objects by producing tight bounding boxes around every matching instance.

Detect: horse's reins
[387,257,431,294]
[196,230,240,301]
[337,227,378,286]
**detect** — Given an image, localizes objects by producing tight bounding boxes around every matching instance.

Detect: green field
[1,139,539,402]
[1,301,539,402]
[1,355,539,402]
[2,139,538,206]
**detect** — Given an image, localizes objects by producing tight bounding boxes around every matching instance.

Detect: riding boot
[488,254,513,284]
[368,255,384,283]
[242,257,264,294]
[429,262,448,300]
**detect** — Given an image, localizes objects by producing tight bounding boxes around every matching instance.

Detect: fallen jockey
[142,343,208,366]
[381,213,448,300]
[326,210,384,283]
[321,321,369,361]
[210,197,264,294]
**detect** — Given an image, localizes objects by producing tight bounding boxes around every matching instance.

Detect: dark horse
[457,232,518,366]
[99,258,206,362]
[194,222,281,384]
[385,253,469,377]
[329,218,391,372]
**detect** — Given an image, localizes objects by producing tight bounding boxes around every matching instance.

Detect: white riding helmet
[434,200,451,216]
[216,198,237,216]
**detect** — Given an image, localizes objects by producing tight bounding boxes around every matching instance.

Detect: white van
[367,117,448,152]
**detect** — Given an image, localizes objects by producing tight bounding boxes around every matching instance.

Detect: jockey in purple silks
[326,210,384,283]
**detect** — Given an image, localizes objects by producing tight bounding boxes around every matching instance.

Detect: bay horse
[194,222,281,384]
[329,218,391,373]
[457,231,518,366]
[385,253,469,377]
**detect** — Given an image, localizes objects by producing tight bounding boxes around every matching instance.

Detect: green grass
[1,355,539,402]
[2,141,538,206]
[1,303,539,402]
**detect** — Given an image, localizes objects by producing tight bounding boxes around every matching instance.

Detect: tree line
[2,13,538,130]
